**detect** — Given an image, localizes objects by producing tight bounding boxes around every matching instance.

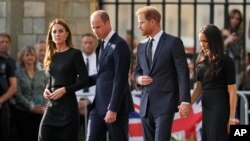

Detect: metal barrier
[76,92,93,141]
[77,90,250,140]
[237,91,250,124]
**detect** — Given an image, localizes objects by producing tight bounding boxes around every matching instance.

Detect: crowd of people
[0,6,249,141]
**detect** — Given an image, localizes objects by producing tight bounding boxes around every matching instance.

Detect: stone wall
[0,0,98,59]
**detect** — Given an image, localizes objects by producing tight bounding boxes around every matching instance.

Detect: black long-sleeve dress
[38,48,89,141]
[197,54,235,141]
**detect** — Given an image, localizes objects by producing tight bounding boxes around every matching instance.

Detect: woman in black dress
[38,19,89,141]
[191,24,237,141]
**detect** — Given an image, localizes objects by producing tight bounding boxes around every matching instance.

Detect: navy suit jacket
[90,32,134,115]
[135,32,191,117]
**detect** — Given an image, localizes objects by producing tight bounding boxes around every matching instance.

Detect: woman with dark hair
[191,24,237,141]
[38,19,89,141]
[222,9,244,74]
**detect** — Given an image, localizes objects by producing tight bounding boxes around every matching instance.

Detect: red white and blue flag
[129,95,203,141]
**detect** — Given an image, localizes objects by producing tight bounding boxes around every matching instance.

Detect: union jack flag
[129,95,203,141]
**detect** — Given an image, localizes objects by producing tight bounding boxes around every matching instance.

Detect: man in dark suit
[135,6,191,141]
[0,33,17,141]
[86,10,134,141]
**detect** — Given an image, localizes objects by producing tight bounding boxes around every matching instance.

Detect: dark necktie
[98,40,105,70]
[86,58,89,73]
[83,58,89,92]
[146,38,154,68]
[99,40,105,59]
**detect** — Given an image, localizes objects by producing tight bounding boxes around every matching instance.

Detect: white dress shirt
[76,52,97,103]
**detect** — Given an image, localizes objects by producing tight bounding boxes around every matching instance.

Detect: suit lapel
[142,39,151,72]
[99,43,109,62]
[98,33,117,72]
[149,33,166,72]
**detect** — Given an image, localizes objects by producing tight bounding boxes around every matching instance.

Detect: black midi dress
[197,54,235,141]
[38,48,88,141]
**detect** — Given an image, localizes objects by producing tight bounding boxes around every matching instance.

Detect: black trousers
[86,110,129,141]
[141,105,175,141]
[0,102,10,141]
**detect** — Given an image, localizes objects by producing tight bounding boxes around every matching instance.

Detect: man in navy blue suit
[135,6,191,141]
[86,10,134,141]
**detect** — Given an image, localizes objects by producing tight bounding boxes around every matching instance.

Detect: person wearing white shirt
[76,33,98,141]
[76,33,97,102]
